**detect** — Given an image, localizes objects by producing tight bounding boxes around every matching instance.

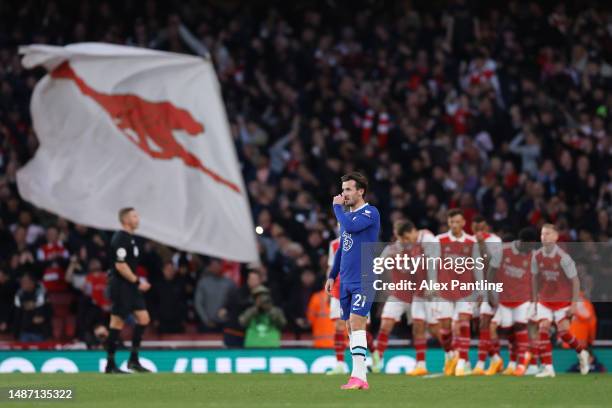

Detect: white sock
[508,361,517,370]
[350,330,367,381]
[417,360,426,369]
[456,359,466,370]
[475,360,485,370]
[491,354,502,363]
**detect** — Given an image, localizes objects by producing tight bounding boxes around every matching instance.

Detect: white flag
[18,43,259,263]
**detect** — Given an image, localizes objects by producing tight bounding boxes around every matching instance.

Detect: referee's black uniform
[105,229,150,373]
[108,230,145,317]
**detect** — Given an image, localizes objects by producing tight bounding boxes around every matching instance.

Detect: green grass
[0,373,610,408]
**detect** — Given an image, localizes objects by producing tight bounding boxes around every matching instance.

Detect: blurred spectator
[152,261,187,333]
[79,258,111,342]
[223,268,263,347]
[10,210,44,246]
[285,268,318,335]
[306,284,334,348]
[13,273,51,341]
[0,267,17,333]
[36,225,70,293]
[68,255,112,348]
[239,286,286,348]
[194,259,235,332]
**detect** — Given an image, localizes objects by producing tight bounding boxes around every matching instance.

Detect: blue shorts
[339,281,374,320]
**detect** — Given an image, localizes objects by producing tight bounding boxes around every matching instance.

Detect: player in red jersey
[407,226,439,376]
[371,220,439,374]
[486,228,538,376]
[326,234,347,374]
[470,216,503,375]
[532,224,589,377]
[436,209,482,376]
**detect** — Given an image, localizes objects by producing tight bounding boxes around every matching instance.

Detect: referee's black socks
[106,328,121,367]
[130,324,146,362]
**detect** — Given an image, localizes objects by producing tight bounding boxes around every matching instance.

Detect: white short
[478,301,501,324]
[436,298,474,320]
[330,297,342,320]
[381,296,411,322]
[498,302,531,327]
[411,297,438,325]
[536,303,570,324]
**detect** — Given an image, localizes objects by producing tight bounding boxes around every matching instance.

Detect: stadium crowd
[0,0,611,346]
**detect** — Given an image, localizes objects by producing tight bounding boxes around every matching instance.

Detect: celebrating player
[105,207,152,374]
[436,209,481,376]
[532,224,589,377]
[471,216,503,376]
[372,220,438,373]
[325,172,380,390]
[407,225,439,376]
[486,228,537,376]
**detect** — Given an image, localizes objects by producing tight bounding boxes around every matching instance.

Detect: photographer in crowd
[239,286,286,348]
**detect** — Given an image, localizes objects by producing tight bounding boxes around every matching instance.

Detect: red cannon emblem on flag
[51,61,240,193]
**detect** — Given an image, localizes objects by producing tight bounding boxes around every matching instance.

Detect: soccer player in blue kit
[325,172,380,390]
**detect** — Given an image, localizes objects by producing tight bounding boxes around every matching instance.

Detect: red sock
[530,338,540,365]
[478,328,490,362]
[439,326,453,352]
[366,331,375,353]
[361,110,374,145]
[508,331,516,362]
[515,329,529,365]
[459,319,471,360]
[376,331,389,357]
[539,329,553,365]
[334,329,345,362]
[489,337,500,356]
[559,330,584,353]
[414,338,427,362]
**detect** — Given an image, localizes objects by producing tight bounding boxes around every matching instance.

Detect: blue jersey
[329,203,380,285]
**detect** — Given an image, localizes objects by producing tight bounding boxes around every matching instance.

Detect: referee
[105,207,152,374]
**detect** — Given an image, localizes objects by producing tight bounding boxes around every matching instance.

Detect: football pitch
[1,373,610,408]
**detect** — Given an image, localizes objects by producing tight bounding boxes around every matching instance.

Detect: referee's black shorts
[107,277,147,318]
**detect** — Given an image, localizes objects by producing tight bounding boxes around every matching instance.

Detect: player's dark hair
[395,219,416,236]
[447,208,464,219]
[118,207,135,224]
[472,215,487,224]
[518,227,539,252]
[518,227,538,242]
[341,172,368,195]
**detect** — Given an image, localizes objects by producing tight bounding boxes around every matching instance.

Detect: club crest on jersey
[342,231,353,251]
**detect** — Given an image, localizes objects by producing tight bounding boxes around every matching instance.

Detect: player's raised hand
[325,278,334,295]
[333,194,344,206]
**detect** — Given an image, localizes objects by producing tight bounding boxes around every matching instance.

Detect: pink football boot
[340,377,369,390]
